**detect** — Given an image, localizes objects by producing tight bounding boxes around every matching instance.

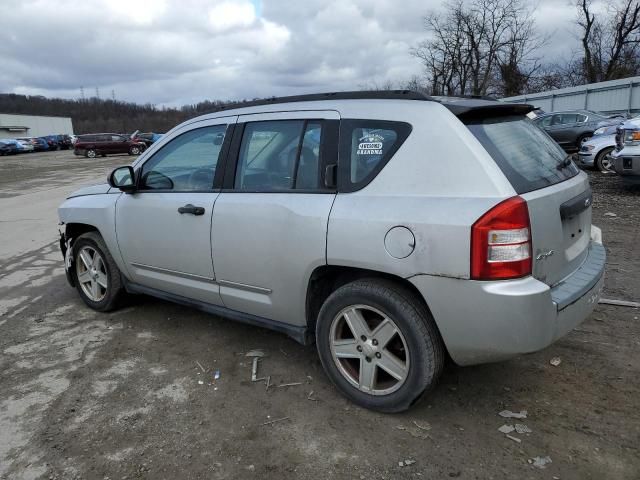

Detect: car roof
[179,90,533,125]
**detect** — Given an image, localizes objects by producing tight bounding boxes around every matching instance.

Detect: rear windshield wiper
[557,155,573,170]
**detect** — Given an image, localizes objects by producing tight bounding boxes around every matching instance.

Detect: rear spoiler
[437,98,534,120]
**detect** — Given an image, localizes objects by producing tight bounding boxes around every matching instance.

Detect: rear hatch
[465,113,591,287]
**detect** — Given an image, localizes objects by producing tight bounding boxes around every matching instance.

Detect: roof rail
[214,90,434,111]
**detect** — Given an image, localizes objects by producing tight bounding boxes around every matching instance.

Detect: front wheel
[85,149,97,158]
[73,232,125,312]
[129,146,141,155]
[595,147,615,172]
[316,279,444,413]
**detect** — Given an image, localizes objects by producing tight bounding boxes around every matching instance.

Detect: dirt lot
[0,150,638,480]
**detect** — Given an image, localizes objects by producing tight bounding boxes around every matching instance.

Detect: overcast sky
[0,0,599,107]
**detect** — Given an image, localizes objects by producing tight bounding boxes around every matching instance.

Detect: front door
[212,111,339,326]
[115,117,236,304]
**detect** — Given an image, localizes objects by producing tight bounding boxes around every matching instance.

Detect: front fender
[58,192,129,278]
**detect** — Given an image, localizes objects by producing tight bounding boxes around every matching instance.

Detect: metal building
[0,113,74,139]
[501,76,640,115]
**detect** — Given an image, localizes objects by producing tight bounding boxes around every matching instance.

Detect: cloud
[208,1,257,32]
[0,0,585,106]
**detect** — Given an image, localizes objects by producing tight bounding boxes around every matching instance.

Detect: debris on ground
[245,350,266,382]
[195,360,206,373]
[197,380,204,385]
[506,434,521,443]
[529,456,552,469]
[604,212,617,217]
[413,421,431,431]
[498,424,515,434]
[550,357,562,366]
[395,423,430,439]
[261,416,290,426]
[599,298,640,308]
[307,391,317,401]
[398,459,416,467]
[214,370,220,380]
[515,424,532,434]
[498,410,528,419]
[277,382,302,388]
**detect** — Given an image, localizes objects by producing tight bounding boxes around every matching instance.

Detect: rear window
[466,115,579,194]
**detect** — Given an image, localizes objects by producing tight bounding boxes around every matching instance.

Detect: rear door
[211,111,339,326]
[467,115,591,286]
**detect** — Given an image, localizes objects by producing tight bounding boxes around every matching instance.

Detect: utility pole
[95,87,100,99]
[111,89,116,101]
[80,87,85,101]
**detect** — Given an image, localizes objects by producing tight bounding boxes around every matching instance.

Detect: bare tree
[578,0,640,83]
[411,0,542,96]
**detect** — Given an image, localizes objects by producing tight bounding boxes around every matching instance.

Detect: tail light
[471,196,532,280]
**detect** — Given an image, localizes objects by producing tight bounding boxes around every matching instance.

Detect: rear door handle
[178,204,205,216]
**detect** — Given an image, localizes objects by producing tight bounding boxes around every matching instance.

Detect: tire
[129,146,141,155]
[72,232,125,312]
[85,149,97,159]
[595,147,615,172]
[316,278,444,413]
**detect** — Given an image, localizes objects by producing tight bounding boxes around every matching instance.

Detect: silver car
[58,91,605,412]
[578,125,618,172]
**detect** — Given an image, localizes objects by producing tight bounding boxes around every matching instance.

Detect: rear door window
[234,120,328,191]
[466,115,579,194]
[339,120,411,192]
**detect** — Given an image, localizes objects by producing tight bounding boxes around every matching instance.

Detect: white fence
[501,76,640,115]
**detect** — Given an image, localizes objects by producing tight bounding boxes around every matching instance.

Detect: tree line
[0,94,253,134]
[409,0,640,97]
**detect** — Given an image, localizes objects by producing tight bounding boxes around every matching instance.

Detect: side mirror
[108,166,136,193]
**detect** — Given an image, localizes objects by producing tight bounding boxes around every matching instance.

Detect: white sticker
[357,133,384,155]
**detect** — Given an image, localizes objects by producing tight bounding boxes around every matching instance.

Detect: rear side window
[339,119,411,192]
[467,115,579,194]
[234,120,327,191]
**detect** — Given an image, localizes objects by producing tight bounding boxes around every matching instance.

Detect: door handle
[178,204,205,215]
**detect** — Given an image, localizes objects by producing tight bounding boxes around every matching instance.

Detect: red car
[74,133,145,158]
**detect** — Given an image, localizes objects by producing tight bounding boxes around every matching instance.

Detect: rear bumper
[410,229,605,366]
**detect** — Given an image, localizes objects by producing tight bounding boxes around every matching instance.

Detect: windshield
[466,115,579,194]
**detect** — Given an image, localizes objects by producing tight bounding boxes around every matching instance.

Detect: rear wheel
[595,147,615,172]
[85,149,96,158]
[316,279,444,413]
[129,146,141,155]
[73,232,125,312]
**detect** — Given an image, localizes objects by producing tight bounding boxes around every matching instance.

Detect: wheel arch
[305,265,444,347]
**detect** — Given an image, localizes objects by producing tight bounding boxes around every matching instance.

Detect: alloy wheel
[76,246,108,302]
[601,153,614,172]
[329,305,410,395]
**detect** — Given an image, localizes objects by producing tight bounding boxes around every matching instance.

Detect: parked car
[58,91,605,412]
[0,141,19,155]
[4,138,33,153]
[533,109,618,151]
[42,135,60,150]
[18,137,49,152]
[55,134,73,150]
[74,134,146,158]
[578,125,618,172]
[17,139,35,152]
[131,131,163,147]
[611,120,640,185]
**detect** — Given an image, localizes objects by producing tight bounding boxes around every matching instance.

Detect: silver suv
[58,91,605,412]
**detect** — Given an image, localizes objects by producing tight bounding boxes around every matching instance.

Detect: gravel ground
[0,151,638,480]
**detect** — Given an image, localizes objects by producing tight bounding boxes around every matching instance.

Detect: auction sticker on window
[357,133,384,155]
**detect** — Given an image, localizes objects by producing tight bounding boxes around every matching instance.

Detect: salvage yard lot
[0,150,638,479]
